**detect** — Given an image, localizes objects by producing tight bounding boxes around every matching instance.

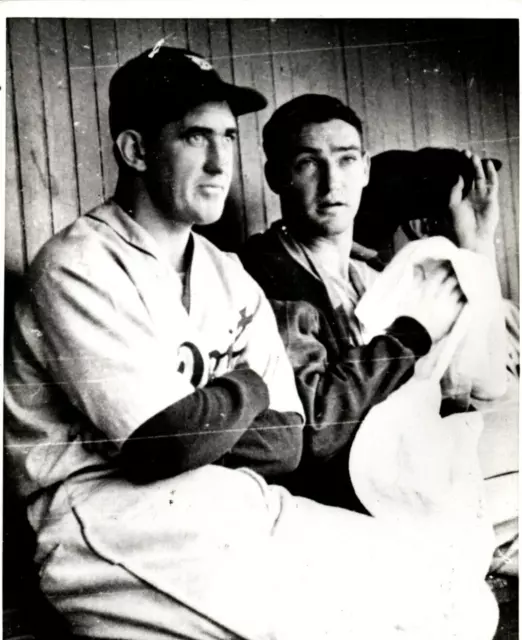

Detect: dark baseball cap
[109,46,267,139]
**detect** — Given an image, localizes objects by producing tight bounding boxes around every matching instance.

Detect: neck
[114,176,191,273]
[291,224,354,280]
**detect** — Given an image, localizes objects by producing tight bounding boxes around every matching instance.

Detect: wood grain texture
[229,19,267,238]
[38,18,80,233]
[5,37,25,274]
[161,19,189,49]
[138,18,165,52]
[65,18,104,215]
[339,22,368,145]
[197,19,247,250]
[91,19,119,200]
[115,19,142,65]
[9,18,53,264]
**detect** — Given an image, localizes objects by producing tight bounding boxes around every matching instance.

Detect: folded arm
[271,299,431,460]
[31,254,303,484]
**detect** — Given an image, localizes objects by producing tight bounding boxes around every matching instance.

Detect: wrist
[212,368,270,415]
[474,238,497,262]
[386,316,432,358]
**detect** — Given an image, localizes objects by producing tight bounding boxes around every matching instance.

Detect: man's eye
[340,155,358,166]
[224,131,237,144]
[295,157,317,171]
[186,133,207,147]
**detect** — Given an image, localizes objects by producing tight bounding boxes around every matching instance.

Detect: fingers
[449,175,464,207]
[484,159,499,193]
[440,275,462,301]
[464,150,486,185]
[464,149,498,192]
[448,278,465,305]
[423,264,462,298]
[438,275,466,320]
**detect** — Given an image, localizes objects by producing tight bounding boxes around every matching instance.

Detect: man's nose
[320,161,343,194]
[204,138,231,175]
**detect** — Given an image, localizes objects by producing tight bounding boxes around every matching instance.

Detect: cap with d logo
[109,46,267,139]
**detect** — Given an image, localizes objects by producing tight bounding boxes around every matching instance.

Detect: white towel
[350,237,511,582]
[355,236,508,403]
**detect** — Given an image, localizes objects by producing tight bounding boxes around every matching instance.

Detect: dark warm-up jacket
[238,223,432,510]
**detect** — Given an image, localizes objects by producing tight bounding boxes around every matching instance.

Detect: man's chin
[192,207,225,227]
[315,217,354,238]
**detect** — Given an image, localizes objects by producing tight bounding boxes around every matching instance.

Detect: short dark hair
[262,94,364,165]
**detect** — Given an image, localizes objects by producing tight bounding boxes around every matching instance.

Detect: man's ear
[265,161,284,195]
[114,130,147,172]
[362,152,371,188]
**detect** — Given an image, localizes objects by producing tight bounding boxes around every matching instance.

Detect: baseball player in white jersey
[4,46,498,640]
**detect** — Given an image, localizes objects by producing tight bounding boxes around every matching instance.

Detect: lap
[35,465,498,640]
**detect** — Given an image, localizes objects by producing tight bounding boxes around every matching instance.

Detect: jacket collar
[86,199,173,261]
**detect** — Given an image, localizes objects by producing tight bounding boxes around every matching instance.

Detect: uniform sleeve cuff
[212,368,270,416]
[386,316,432,357]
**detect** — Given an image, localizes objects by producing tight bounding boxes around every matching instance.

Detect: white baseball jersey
[4,199,303,508]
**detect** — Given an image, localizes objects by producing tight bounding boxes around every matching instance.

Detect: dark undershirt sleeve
[385,316,432,358]
[271,300,432,462]
[221,409,303,478]
[119,368,269,483]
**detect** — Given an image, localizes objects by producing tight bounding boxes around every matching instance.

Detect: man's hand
[448,151,499,259]
[402,261,466,344]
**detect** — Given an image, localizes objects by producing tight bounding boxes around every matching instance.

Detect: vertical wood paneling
[460,47,485,156]
[405,43,431,149]
[198,19,247,250]
[359,47,400,153]
[208,20,234,91]
[478,51,518,301]
[237,19,278,229]
[340,23,368,144]
[416,43,462,147]
[115,19,142,65]
[161,19,189,49]
[504,88,519,227]
[91,19,119,200]
[264,19,296,226]
[388,39,416,151]
[351,22,401,154]
[186,19,211,58]
[499,28,519,303]
[504,83,520,235]
[38,19,79,232]
[138,19,166,52]
[298,20,345,100]
[229,19,270,237]
[284,19,315,96]
[9,18,53,264]
[268,19,295,110]
[65,19,104,215]
[459,41,514,300]
[6,18,519,301]
[286,20,342,99]
[5,40,25,274]
[442,46,473,150]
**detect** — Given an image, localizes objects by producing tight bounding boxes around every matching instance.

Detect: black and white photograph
[3,12,520,640]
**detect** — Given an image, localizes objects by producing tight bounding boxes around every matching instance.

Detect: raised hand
[448,151,499,257]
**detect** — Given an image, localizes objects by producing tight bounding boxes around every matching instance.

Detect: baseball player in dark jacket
[239,94,505,512]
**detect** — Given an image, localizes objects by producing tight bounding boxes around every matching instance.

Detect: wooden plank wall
[5,18,519,301]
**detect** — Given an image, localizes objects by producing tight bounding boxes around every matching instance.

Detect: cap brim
[211,82,268,116]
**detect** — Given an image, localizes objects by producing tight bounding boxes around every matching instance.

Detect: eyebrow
[181,125,238,136]
[294,144,362,154]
